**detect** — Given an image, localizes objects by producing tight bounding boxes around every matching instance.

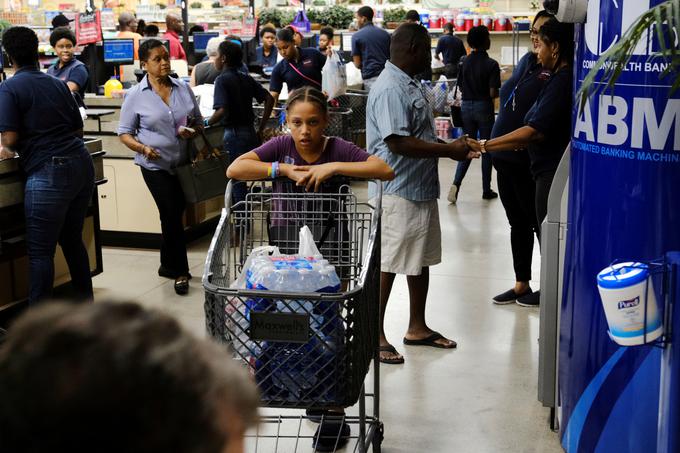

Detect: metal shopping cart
[203,178,383,453]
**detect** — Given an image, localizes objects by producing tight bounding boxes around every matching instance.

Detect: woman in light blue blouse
[118,39,202,295]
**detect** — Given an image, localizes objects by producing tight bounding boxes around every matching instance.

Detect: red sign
[75,11,102,46]
[242,15,256,37]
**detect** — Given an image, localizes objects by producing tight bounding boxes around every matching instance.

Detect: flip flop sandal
[379,344,405,365]
[403,331,457,349]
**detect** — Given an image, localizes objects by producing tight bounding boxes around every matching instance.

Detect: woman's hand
[142,145,161,160]
[293,163,337,192]
[178,126,199,140]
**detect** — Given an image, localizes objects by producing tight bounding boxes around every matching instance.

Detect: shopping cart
[203,178,383,452]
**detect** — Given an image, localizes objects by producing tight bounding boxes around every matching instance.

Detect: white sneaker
[447,184,459,204]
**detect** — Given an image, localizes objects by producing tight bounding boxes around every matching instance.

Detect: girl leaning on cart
[226,86,393,452]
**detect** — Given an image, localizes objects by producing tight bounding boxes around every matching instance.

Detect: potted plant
[578,0,679,108]
[312,0,326,6]
[306,8,323,30]
[319,5,353,29]
[383,7,407,28]
[211,1,220,8]
[190,1,202,8]
[387,0,402,4]
[280,10,296,27]
[257,7,283,27]
[157,3,167,9]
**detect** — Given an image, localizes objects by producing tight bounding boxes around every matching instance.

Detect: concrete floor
[92,158,563,453]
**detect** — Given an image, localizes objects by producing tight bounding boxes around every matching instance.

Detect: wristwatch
[479,139,488,153]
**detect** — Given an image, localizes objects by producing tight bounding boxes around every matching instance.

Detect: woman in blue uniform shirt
[470,18,575,308]
[0,27,95,304]
[47,27,89,100]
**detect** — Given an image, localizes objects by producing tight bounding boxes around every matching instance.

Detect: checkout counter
[0,138,106,313]
[83,95,225,248]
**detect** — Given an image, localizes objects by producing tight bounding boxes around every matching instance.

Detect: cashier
[0,26,95,305]
[269,27,326,104]
[47,27,89,99]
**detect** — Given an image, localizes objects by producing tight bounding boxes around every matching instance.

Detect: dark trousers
[24,150,95,304]
[141,167,189,278]
[454,100,494,192]
[495,160,539,282]
[534,169,556,237]
[224,126,260,209]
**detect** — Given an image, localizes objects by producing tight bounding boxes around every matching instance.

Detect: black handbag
[176,130,228,204]
[449,78,463,128]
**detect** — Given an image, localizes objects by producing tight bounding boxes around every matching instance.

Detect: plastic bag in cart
[321,51,347,100]
[230,229,346,403]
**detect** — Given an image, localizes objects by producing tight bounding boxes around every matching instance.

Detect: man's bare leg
[379,271,403,362]
[404,267,456,347]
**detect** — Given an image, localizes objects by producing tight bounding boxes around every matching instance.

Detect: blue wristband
[272,161,279,179]
[203,118,210,127]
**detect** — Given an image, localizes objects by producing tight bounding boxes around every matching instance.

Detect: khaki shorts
[380,195,442,276]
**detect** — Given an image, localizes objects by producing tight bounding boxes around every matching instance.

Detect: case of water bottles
[203,178,382,411]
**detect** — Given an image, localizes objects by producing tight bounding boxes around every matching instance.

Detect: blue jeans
[224,126,260,209]
[24,149,95,304]
[453,100,495,192]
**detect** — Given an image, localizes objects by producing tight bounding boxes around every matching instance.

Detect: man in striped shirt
[366,23,479,364]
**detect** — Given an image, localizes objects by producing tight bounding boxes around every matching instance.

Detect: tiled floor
[92,158,563,453]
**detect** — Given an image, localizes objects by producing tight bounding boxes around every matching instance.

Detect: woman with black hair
[0,26,95,304]
[269,27,326,104]
[448,25,500,203]
[489,10,554,306]
[117,39,202,295]
[470,17,575,307]
[47,26,89,98]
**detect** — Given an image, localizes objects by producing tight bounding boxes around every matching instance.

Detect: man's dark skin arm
[385,135,479,161]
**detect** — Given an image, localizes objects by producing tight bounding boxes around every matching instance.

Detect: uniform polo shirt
[351,23,391,80]
[46,58,89,99]
[213,68,269,128]
[269,47,325,93]
[0,67,85,174]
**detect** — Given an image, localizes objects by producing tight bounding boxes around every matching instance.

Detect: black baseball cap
[51,14,74,28]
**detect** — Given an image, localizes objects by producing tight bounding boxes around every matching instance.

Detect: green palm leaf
[577,0,680,112]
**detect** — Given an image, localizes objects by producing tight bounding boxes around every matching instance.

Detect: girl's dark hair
[405,10,420,22]
[218,40,243,68]
[531,9,554,26]
[49,26,77,48]
[538,18,575,68]
[320,26,334,40]
[139,38,166,62]
[277,27,295,43]
[2,26,39,67]
[137,19,147,35]
[260,26,276,38]
[286,87,328,116]
[144,24,159,37]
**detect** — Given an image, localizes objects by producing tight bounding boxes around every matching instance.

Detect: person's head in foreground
[0,301,259,453]
[535,17,574,72]
[318,27,334,52]
[215,40,243,71]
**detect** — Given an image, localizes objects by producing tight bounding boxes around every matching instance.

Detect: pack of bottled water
[237,254,345,403]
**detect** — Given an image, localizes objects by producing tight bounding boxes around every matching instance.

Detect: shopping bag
[176,131,228,203]
[298,225,322,256]
[449,79,463,128]
[321,51,347,100]
[291,10,311,33]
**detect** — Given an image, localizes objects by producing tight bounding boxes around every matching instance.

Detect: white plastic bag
[235,245,281,289]
[346,62,363,88]
[321,51,347,100]
[298,225,321,256]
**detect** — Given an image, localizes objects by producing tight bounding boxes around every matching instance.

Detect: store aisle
[92,158,562,453]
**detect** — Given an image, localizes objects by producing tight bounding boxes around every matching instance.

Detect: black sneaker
[493,287,532,305]
[313,419,350,452]
[517,290,540,307]
[482,190,499,200]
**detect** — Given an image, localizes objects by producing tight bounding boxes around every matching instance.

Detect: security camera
[543,0,587,23]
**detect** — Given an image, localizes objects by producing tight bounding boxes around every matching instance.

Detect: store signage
[75,11,102,46]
